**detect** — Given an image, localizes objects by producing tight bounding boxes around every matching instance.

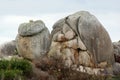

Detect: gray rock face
[113,62,120,75]
[18,20,45,36]
[113,41,120,62]
[16,20,51,60]
[0,40,16,57]
[48,11,114,68]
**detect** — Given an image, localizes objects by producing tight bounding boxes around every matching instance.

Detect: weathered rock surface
[48,11,114,68]
[113,62,120,75]
[113,41,120,63]
[18,20,45,36]
[16,20,51,60]
[0,40,17,58]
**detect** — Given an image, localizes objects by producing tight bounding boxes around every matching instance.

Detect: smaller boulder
[0,40,17,58]
[113,41,120,63]
[16,20,51,60]
[113,62,120,75]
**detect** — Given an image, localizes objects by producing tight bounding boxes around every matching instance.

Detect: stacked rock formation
[16,20,51,60]
[48,11,114,68]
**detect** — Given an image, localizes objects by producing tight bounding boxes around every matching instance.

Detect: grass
[111,75,120,80]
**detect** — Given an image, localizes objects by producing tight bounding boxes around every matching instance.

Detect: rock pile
[48,11,114,69]
[1,11,118,77]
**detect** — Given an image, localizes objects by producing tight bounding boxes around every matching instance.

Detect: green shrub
[0,58,33,80]
[10,59,33,76]
[112,75,120,80]
[0,70,23,80]
[0,60,9,70]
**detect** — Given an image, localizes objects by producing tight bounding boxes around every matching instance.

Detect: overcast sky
[0,0,120,44]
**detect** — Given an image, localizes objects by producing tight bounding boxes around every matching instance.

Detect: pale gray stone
[113,62,120,75]
[18,20,45,36]
[0,40,16,57]
[16,20,51,60]
[113,41,120,62]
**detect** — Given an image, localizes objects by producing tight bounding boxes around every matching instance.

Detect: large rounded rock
[68,11,114,65]
[16,20,51,60]
[49,11,114,68]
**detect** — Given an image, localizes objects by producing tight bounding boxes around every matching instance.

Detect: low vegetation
[0,56,120,80]
[36,56,113,80]
[0,58,33,80]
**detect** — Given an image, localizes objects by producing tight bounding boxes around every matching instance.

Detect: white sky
[0,0,120,44]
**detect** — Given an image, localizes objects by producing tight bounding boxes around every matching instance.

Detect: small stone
[57,33,66,42]
[64,38,78,49]
[78,51,92,66]
[65,30,75,40]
